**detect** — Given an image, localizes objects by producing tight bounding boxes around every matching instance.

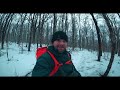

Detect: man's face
[53,39,67,53]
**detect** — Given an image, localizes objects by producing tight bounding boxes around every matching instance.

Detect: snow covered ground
[72,49,120,77]
[0,43,120,77]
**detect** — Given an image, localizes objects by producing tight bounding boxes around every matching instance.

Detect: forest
[0,13,120,77]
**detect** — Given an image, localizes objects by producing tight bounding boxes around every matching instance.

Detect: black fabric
[51,31,68,43]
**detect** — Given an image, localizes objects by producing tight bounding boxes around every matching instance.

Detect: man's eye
[63,40,66,43]
[56,39,61,41]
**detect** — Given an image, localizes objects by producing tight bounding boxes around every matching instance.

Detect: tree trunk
[36,14,41,48]
[36,29,39,49]
[1,15,9,49]
[102,14,116,77]
[65,13,68,33]
[78,14,82,50]
[17,14,27,45]
[6,27,10,61]
[91,13,102,61]
[117,13,120,56]
[28,15,34,51]
[46,23,49,46]
[53,13,57,34]
[28,28,32,51]
[32,14,38,44]
[71,14,75,50]
[118,39,120,56]
[39,15,45,47]
[79,30,81,50]
[61,14,64,31]
[1,14,13,49]
[91,29,95,51]
[1,30,5,49]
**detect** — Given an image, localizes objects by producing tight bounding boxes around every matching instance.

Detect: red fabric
[65,60,72,64]
[36,47,47,59]
[47,51,63,76]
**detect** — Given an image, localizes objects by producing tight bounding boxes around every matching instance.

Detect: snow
[0,43,36,76]
[0,43,120,77]
[72,49,101,76]
[72,49,120,76]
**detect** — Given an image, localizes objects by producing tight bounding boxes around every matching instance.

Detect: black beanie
[51,31,68,43]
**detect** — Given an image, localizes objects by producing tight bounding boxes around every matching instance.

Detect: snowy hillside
[0,43,120,76]
[72,50,120,76]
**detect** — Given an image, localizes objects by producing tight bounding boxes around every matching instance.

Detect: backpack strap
[65,60,72,64]
[47,50,63,76]
[47,51,73,76]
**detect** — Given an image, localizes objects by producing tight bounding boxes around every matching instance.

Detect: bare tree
[71,14,75,50]
[28,14,35,51]
[17,14,27,45]
[117,13,120,56]
[36,13,51,48]
[91,21,95,51]
[118,38,120,56]
[0,14,6,43]
[83,16,89,50]
[36,14,41,48]
[61,14,65,31]
[39,14,45,47]
[65,13,68,33]
[11,20,20,43]
[26,21,30,47]
[102,14,116,76]
[32,14,38,44]
[1,13,14,59]
[108,14,119,54]
[1,14,14,49]
[90,13,102,61]
[46,22,50,46]
[78,14,82,50]
[53,13,57,34]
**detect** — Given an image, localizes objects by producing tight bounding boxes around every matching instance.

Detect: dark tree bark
[65,13,68,33]
[53,13,57,34]
[71,14,75,50]
[102,14,116,76]
[1,14,14,49]
[117,13,120,56]
[90,13,102,61]
[17,14,27,45]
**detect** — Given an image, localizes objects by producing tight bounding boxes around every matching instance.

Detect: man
[32,31,81,77]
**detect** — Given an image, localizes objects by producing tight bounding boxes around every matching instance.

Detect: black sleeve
[67,52,81,77]
[68,62,81,77]
[32,57,51,77]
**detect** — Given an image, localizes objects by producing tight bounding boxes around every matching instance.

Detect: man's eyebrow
[58,40,66,42]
